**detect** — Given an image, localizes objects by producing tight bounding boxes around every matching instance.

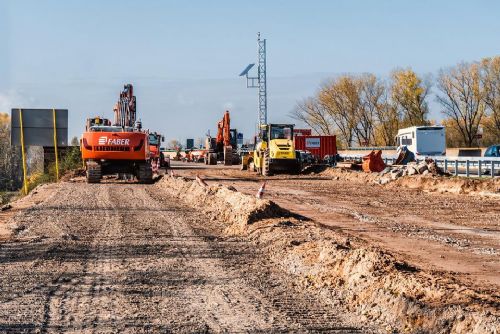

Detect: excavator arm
[113,84,137,128]
[216,110,231,146]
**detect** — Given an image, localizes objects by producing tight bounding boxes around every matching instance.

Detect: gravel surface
[173,162,500,293]
[0,182,367,333]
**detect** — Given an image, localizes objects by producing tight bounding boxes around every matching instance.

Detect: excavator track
[223,146,232,166]
[137,163,153,184]
[86,161,102,183]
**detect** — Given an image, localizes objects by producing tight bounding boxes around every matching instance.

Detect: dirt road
[173,162,500,295]
[0,181,366,333]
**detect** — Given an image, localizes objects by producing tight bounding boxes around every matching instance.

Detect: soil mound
[156,175,499,333]
[156,176,289,235]
[322,168,500,196]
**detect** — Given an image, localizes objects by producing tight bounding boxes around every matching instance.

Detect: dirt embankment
[157,175,499,334]
[322,168,500,196]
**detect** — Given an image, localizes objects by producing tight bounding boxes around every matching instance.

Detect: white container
[396,126,446,156]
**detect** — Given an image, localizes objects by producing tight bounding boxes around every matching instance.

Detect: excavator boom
[113,84,137,128]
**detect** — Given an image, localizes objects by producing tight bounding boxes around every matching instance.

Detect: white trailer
[396,126,446,156]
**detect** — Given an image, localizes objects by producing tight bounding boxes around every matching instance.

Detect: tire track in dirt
[0,181,367,333]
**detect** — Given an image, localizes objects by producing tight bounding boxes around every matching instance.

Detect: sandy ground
[172,161,500,296]
[0,180,368,333]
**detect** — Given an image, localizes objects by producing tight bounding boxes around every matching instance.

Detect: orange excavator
[80,84,153,183]
[148,131,164,171]
[204,110,239,165]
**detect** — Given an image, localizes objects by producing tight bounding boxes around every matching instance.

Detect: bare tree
[167,139,183,150]
[374,100,399,146]
[290,97,335,135]
[319,76,360,146]
[0,113,22,191]
[358,74,385,145]
[481,57,500,141]
[437,62,485,147]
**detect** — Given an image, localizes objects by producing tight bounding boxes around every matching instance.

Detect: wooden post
[18,109,28,194]
[52,108,59,181]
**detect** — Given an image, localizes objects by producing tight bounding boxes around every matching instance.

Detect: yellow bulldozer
[241,123,300,176]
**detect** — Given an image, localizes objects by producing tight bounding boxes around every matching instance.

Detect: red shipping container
[294,135,337,159]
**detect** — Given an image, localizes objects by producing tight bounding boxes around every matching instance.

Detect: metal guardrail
[341,154,500,178]
[345,146,397,151]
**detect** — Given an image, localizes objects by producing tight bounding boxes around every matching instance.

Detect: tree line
[0,113,23,192]
[292,56,500,148]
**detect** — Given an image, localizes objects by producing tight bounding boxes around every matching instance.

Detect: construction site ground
[0,176,370,333]
[173,162,499,294]
[0,162,498,333]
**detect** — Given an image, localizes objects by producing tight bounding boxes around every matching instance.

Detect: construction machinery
[148,131,165,171]
[80,84,153,183]
[241,123,300,176]
[204,110,239,165]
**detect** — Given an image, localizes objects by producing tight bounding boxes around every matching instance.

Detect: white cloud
[0,90,37,115]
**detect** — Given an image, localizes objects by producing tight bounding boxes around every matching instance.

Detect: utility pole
[239,32,268,130]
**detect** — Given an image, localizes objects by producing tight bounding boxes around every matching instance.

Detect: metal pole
[257,32,267,127]
[478,160,481,177]
[455,160,458,176]
[444,159,448,174]
[491,160,495,178]
[52,108,59,181]
[18,109,28,195]
[465,160,469,177]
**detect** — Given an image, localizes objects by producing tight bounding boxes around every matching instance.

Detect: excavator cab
[86,117,111,131]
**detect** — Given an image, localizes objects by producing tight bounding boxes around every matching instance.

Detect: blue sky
[1,0,500,144]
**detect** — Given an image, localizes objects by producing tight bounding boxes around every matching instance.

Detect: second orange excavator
[204,110,239,165]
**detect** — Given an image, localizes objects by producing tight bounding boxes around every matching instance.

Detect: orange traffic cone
[256,182,266,199]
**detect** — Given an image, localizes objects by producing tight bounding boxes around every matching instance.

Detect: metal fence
[341,154,500,178]
[345,146,397,151]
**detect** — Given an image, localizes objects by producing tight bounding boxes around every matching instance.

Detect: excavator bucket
[394,146,416,165]
[362,150,386,173]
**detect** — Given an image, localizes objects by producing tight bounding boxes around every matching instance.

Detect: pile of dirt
[321,168,500,196]
[157,175,500,333]
[1,183,60,240]
[156,176,289,235]
[390,174,500,196]
[301,164,328,174]
[60,168,86,182]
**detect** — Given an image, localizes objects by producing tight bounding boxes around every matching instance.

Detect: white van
[396,126,446,156]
